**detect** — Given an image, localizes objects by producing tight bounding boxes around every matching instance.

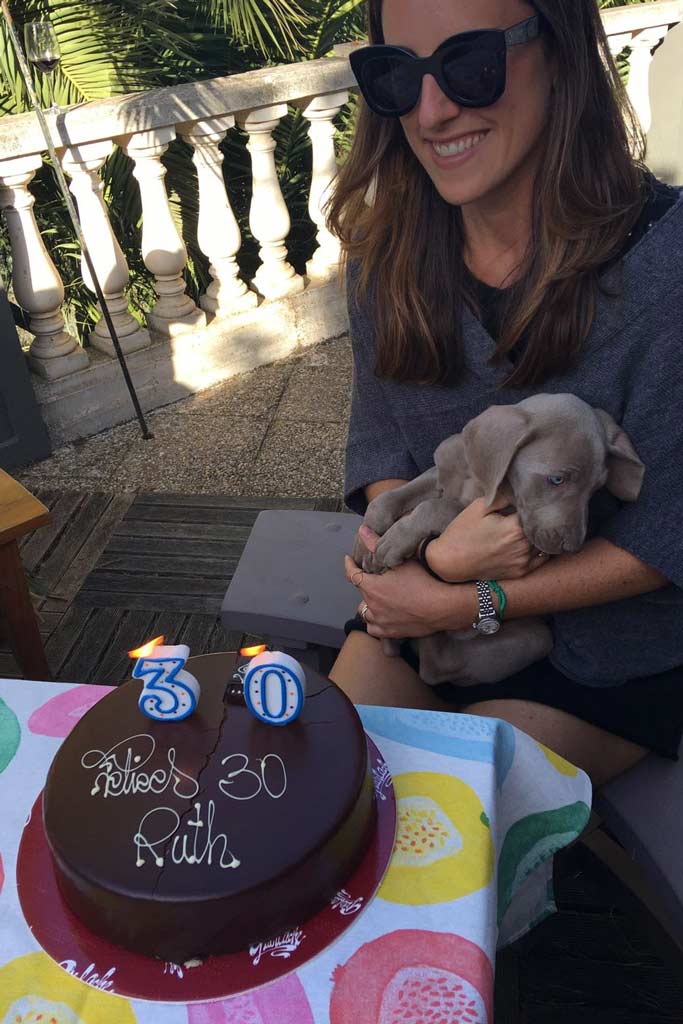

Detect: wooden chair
[0,469,51,680]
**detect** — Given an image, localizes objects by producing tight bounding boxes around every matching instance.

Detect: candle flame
[129,635,165,659]
[240,644,267,657]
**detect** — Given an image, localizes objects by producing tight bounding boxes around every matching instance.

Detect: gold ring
[359,601,369,622]
[352,569,364,588]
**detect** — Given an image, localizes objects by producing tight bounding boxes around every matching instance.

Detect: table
[0,470,50,680]
[0,675,591,1022]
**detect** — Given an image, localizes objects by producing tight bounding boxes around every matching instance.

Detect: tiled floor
[18,336,352,498]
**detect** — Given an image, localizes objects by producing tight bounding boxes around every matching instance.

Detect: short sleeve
[599,317,683,588]
[344,263,420,514]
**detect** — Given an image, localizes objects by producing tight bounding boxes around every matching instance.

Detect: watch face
[477,617,501,636]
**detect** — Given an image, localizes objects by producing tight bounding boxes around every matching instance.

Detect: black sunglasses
[349,15,541,117]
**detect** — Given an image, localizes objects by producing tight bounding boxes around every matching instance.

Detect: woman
[326,0,683,786]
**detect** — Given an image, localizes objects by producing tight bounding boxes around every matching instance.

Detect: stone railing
[0,3,681,440]
[0,45,357,387]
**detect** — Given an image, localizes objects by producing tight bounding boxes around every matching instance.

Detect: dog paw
[374,530,414,570]
[365,499,400,537]
[352,534,381,574]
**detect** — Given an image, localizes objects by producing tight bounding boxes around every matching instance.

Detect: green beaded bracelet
[486,580,507,622]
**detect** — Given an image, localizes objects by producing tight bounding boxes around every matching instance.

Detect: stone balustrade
[0,44,356,388]
[0,6,680,440]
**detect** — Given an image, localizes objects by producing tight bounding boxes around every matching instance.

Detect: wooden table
[0,468,51,679]
[0,674,592,1016]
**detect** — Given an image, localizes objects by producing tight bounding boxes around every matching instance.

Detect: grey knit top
[344,194,683,686]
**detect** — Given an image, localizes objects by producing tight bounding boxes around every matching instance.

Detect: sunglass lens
[361,55,418,115]
[442,41,504,106]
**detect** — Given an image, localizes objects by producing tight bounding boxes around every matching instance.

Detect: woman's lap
[329,631,650,786]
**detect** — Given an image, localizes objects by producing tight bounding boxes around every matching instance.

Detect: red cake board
[17,737,396,1003]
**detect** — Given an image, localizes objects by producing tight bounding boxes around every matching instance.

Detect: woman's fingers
[345,554,364,589]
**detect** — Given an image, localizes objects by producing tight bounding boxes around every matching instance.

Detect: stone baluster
[237,105,304,300]
[606,31,634,59]
[0,154,88,379]
[299,91,349,284]
[625,25,670,133]
[60,141,150,357]
[122,127,206,337]
[178,117,257,317]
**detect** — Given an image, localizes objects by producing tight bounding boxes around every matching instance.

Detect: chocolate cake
[42,653,376,963]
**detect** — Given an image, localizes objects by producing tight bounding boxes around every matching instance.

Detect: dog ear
[594,409,645,502]
[462,405,534,506]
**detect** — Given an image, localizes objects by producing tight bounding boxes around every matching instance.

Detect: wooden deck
[3,489,343,684]
[3,488,683,1021]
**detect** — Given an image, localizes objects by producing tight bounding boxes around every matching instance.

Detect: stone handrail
[0,5,680,388]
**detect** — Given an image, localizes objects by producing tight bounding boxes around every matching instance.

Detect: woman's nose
[415,73,462,129]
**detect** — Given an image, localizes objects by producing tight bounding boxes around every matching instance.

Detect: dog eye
[546,475,567,487]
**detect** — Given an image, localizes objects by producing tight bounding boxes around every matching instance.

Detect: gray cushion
[594,743,683,943]
[222,510,362,648]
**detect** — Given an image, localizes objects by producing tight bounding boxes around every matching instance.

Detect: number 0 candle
[243,651,306,726]
[129,636,201,722]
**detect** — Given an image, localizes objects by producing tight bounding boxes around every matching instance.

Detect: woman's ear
[594,409,645,502]
[462,405,534,505]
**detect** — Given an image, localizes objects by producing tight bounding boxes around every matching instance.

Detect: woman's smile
[429,130,490,168]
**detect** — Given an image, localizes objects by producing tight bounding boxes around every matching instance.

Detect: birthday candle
[243,651,306,726]
[129,637,201,722]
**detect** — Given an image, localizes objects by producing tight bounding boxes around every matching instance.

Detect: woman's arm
[473,537,669,625]
[345,534,670,640]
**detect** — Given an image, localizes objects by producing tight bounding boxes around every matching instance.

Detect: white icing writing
[331,889,364,916]
[219,753,287,801]
[164,961,185,978]
[59,959,116,991]
[250,927,304,965]
[134,800,240,870]
[372,761,392,802]
[163,958,203,978]
[81,734,199,800]
[233,663,249,683]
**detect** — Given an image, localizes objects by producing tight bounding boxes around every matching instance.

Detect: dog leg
[365,467,441,536]
[417,619,554,686]
[353,467,442,571]
[373,497,462,570]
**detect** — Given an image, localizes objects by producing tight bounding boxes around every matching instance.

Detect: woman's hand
[426,497,547,582]
[344,534,477,640]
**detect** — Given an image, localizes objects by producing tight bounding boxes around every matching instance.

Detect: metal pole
[0,1,154,440]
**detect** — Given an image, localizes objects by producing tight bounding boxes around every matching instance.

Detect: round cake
[42,653,376,963]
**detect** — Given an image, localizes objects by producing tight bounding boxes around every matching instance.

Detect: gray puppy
[353,394,645,686]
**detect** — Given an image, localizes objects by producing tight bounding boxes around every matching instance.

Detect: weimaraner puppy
[353,394,645,686]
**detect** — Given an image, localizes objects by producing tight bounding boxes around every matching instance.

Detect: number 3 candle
[129,636,200,722]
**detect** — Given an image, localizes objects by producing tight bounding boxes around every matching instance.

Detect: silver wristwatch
[473,580,501,636]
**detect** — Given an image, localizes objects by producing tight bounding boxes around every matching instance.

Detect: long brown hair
[327,0,647,388]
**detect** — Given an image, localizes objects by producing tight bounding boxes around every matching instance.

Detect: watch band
[473,580,501,635]
[475,580,497,619]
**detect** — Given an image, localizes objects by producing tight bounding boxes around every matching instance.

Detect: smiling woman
[327,0,683,786]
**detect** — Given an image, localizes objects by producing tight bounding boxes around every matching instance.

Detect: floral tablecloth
[0,677,591,1022]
